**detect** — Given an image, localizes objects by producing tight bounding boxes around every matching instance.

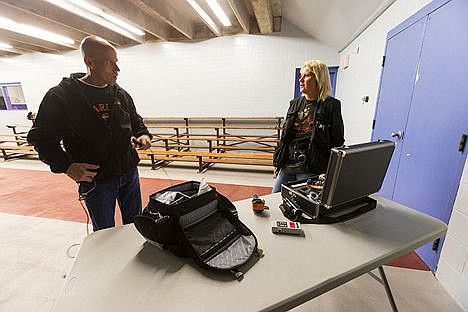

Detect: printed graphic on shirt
[294,102,315,136]
[78,81,114,123]
[91,103,112,122]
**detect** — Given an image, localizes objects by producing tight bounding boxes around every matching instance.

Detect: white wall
[0,20,338,129]
[437,161,468,310]
[0,52,83,128]
[336,0,467,310]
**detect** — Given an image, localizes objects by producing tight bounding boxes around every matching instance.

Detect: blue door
[372,0,468,272]
[328,66,338,97]
[371,17,427,199]
[391,0,468,271]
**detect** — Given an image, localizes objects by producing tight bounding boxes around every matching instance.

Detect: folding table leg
[378,266,398,312]
[367,266,398,311]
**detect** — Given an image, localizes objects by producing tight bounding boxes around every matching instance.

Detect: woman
[272,60,344,193]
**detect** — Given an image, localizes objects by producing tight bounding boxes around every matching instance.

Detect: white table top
[53,194,447,312]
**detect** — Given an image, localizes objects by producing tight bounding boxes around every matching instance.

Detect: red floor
[0,167,429,271]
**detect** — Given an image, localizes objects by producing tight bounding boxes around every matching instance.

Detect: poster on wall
[0,82,28,110]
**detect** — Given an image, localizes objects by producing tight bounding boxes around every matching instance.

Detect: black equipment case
[133,181,262,280]
[281,140,395,224]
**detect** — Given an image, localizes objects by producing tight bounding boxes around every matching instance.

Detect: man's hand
[273,167,279,177]
[135,134,151,150]
[66,163,100,182]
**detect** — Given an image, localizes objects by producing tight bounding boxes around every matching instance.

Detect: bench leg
[1,149,8,160]
[197,156,214,173]
[198,156,203,172]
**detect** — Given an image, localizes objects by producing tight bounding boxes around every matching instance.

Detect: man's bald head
[79,35,120,86]
[80,35,115,58]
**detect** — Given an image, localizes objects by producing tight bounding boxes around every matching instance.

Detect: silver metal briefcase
[280,140,395,223]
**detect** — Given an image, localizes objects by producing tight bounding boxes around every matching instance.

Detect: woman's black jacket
[27,73,152,181]
[273,96,345,174]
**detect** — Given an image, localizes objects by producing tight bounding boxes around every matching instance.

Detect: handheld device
[271,220,303,235]
[132,137,142,147]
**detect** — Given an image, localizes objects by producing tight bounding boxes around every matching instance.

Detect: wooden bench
[137,149,273,172]
[0,134,36,160]
[141,116,282,171]
[145,117,282,148]
[0,133,28,145]
[149,142,276,153]
[6,124,32,136]
[153,136,279,148]
[0,117,281,170]
[149,129,280,151]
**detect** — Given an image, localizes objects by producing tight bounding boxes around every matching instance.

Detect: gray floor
[0,159,463,311]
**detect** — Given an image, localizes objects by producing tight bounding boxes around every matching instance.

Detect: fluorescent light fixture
[206,0,231,26]
[0,42,13,50]
[0,17,75,46]
[186,0,219,32]
[47,0,145,37]
[72,0,145,36]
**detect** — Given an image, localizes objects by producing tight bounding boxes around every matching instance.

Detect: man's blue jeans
[272,168,317,193]
[78,167,142,231]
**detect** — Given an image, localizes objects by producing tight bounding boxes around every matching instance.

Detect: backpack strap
[217,192,238,217]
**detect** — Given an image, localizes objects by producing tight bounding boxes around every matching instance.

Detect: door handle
[458,134,467,153]
[391,130,403,139]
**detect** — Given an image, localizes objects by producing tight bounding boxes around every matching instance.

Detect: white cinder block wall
[437,162,468,310]
[0,20,338,128]
[336,0,467,310]
[0,0,466,309]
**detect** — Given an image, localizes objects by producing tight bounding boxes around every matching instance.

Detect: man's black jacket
[27,73,152,181]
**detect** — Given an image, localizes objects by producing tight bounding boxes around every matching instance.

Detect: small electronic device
[272,220,303,235]
[132,137,142,147]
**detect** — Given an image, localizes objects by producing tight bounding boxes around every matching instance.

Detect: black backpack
[133,181,262,280]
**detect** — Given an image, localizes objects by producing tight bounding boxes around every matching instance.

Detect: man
[28,35,152,231]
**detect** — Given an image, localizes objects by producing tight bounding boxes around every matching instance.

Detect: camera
[293,150,307,163]
[283,197,303,220]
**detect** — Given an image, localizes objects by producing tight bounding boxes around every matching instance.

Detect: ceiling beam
[88,0,172,41]
[227,0,251,33]
[0,48,20,56]
[130,0,194,40]
[271,0,282,32]
[0,0,140,46]
[0,51,9,56]
[251,0,273,34]
[0,39,40,54]
[0,29,69,53]
[0,1,79,49]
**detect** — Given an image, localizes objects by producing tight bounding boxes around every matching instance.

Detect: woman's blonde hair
[300,60,332,101]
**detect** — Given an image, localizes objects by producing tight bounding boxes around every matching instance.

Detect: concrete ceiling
[283,0,396,51]
[0,0,395,57]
